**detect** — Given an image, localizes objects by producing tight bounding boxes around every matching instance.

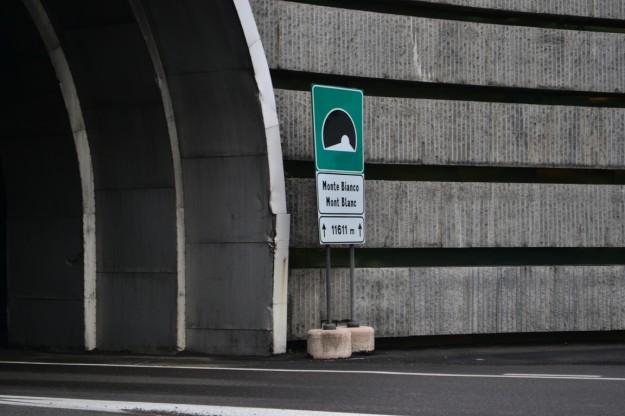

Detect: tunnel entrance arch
[132,0,289,355]
[0,167,6,346]
[0,0,288,355]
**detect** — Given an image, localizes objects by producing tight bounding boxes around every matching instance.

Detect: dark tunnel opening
[0,0,84,349]
[0,166,6,346]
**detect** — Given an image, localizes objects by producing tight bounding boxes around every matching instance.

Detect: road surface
[0,343,624,415]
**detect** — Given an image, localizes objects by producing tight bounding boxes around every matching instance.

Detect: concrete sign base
[348,326,375,353]
[307,328,352,359]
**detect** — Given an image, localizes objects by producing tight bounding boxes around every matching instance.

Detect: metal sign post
[312,84,365,330]
[348,244,359,327]
[323,245,335,330]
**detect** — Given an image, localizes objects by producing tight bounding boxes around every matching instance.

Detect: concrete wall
[409,1,625,20]
[43,1,178,352]
[278,90,625,168]
[253,0,625,92]
[288,267,625,340]
[137,0,276,355]
[251,0,625,340]
[288,179,625,248]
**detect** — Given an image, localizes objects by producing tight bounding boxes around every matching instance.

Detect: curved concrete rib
[129,0,187,352]
[233,0,290,354]
[21,0,97,351]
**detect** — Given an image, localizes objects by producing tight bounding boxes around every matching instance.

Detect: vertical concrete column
[233,0,290,354]
[130,0,187,352]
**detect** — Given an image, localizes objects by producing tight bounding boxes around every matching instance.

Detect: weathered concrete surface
[414,0,625,20]
[277,90,625,168]
[49,2,179,351]
[288,178,625,248]
[348,326,375,353]
[307,328,352,359]
[251,0,625,92]
[288,267,625,340]
[141,0,276,355]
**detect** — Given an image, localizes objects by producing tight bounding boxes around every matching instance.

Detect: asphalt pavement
[0,342,624,415]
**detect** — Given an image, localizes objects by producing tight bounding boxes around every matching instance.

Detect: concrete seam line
[21,0,97,351]
[0,395,396,416]
[270,69,625,108]
[129,0,187,352]
[233,0,290,355]
[285,0,625,34]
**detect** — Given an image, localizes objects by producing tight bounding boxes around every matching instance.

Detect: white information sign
[316,173,364,215]
[316,172,365,244]
[318,216,364,244]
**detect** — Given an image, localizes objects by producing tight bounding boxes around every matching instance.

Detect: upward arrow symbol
[358,224,362,236]
[322,224,326,237]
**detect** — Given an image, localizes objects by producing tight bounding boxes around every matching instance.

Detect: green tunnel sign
[312,85,364,174]
[312,84,365,245]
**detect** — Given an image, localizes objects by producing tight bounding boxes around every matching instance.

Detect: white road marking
[504,373,601,378]
[0,360,622,381]
[0,395,394,416]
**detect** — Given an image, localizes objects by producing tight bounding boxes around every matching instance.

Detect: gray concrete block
[60,22,161,108]
[307,328,352,359]
[7,217,83,300]
[348,326,375,353]
[96,272,177,351]
[96,188,176,272]
[411,1,625,20]
[182,157,271,244]
[44,0,135,31]
[186,328,272,356]
[252,0,625,92]
[277,90,625,168]
[287,178,625,248]
[185,243,273,330]
[288,269,326,336]
[287,266,625,340]
[8,298,83,348]
[168,72,267,158]
[85,103,174,190]
[139,0,251,75]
